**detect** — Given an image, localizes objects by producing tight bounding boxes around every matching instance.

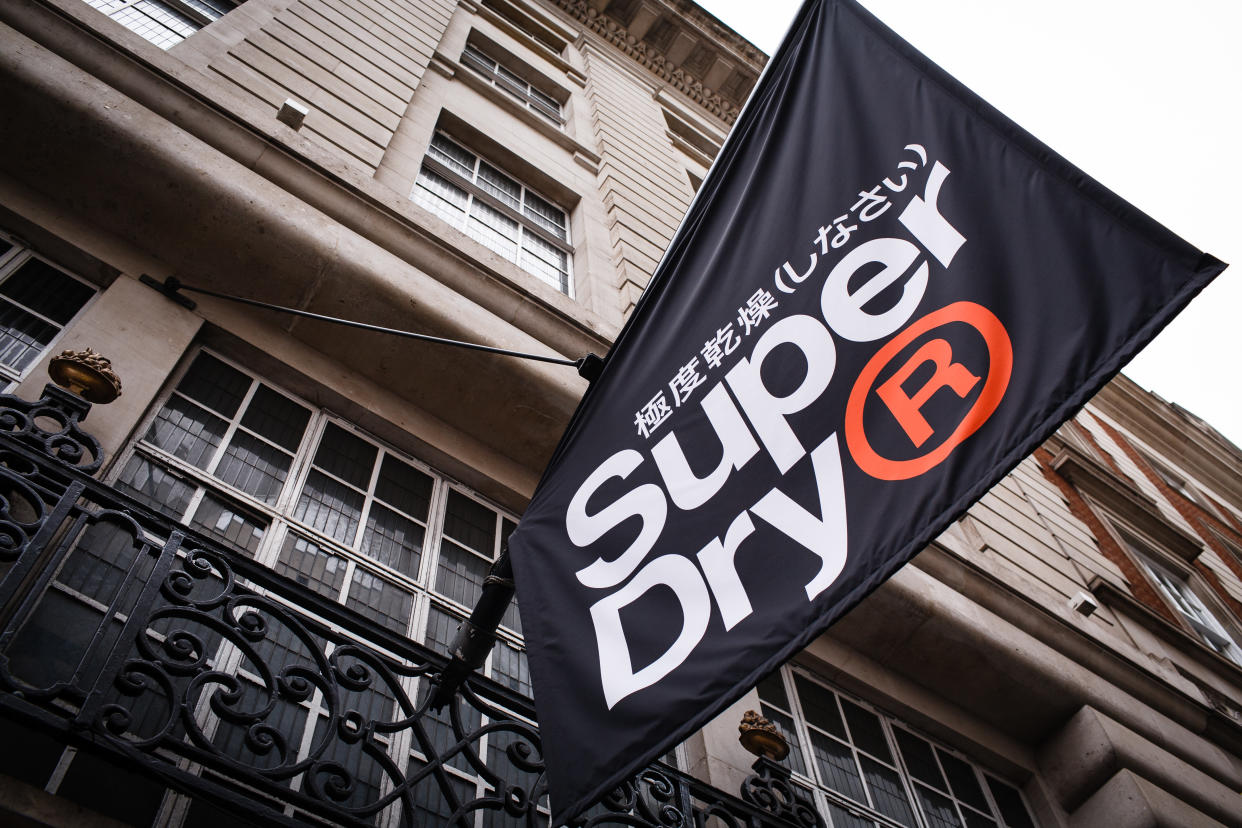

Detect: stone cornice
[551,0,763,124]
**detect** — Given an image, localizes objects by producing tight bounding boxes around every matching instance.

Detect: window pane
[914,785,964,828]
[115,454,195,516]
[295,469,364,544]
[274,534,347,599]
[145,394,228,468]
[215,430,293,504]
[938,749,989,812]
[313,422,377,489]
[492,640,531,695]
[467,201,520,259]
[0,257,94,324]
[176,353,250,417]
[374,455,433,521]
[361,502,424,576]
[826,802,876,828]
[240,386,310,451]
[0,299,59,373]
[345,568,413,633]
[759,703,807,778]
[423,604,460,654]
[190,492,266,555]
[434,540,489,607]
[442,491,495,556]
[809,729,866,804]
[756,671,791,711]
[794,675,846,740]
[861,756,917,826]
[412,170,469,227]
[428,135,476,180]
[985,777,1035,828]
[522,191,566,239]
[477,162,522,210]
[842,700,892,763]
[895,729,947,792]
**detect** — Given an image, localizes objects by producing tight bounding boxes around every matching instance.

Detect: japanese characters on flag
[507,0,1227,821]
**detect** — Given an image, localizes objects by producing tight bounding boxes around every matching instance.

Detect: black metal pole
[431,541,515,708]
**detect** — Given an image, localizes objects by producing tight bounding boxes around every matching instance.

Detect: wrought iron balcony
[0,383,824,827]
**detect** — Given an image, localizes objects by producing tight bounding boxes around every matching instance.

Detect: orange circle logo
[845,302,1012,481]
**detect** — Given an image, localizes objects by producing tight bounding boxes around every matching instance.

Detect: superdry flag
[508,0,1226,820]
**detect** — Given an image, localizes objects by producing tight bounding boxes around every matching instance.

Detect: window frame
[411,132,574,296]
[1117,526,1242,667]
[0,233,98,391]
[757,664,1042,828]
[460,41,565,126]
[82,0,242,50]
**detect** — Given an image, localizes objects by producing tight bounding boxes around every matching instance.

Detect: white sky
[694,0,1242,448]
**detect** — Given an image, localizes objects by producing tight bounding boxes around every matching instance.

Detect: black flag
[507,0,1226,819]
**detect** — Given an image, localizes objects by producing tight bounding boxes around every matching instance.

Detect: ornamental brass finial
[48,348,123,404]
[739,709,789,760]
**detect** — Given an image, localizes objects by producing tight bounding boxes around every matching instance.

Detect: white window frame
[460,42,564,126]
[411,132,574,296]
[0,233,97,391]
[757,664,1042,828]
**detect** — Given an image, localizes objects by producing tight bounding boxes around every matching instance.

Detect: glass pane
[794,675,846,740]
[477,162,522,211]
[374,455,432,521]
[0,298,59,373]
[518,247,569,293]
[842,700,892,763]
[313,422,377,489]
[522,191,566,239]
[189,492,266,555]
[938,749,989,812]
[0,258,94,324]
[443,491,496,555]
[467,201,520,260]
[895,729,947,792]
[915,785,964,828]
[0,240,11,258]
[491,640,531,695]
[434,540,489,607]
[412,170,469,227]
[361,502,425,575]
[295,469,364,545]
[760,704,808,778]
[809,729,866,805]
[240,386,310,451]
[985,777,1036,828]
[176,353,250,417]
[826,802,875,828]
[424,604,461,653]
[145,394,227,469]
[964,811,998,828]
[274,534,347,599]
[345,568,413,633]
[461,44,496,72]
[428,134,476,181]
[114,454,195,516]
[861,756,917,826]
[215,430,293,504]
[756,671,791,711]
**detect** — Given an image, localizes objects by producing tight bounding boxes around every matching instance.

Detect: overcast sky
[693,0,1241,448]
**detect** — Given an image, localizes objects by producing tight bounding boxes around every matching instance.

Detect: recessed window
[412,133,572,294]
[1125,534,1242,665]
[0,235,95,389]
[461,43,563,125]
[82,0,244,49]
[757,667,1041,827]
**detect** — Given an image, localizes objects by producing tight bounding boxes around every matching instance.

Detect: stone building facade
[0,0,1239,826]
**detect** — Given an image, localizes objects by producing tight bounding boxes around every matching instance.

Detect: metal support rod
[431,542,515,708]
[140,274,606,379]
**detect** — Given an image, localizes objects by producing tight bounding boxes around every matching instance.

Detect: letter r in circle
[875,338,980,448]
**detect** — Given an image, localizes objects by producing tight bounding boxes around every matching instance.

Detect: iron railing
[0,384,825,828]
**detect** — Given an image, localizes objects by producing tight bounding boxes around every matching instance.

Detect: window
[460,43,563,125]
[0,234,96,390]
[82,0,243,49]
[1140,450,1228,521]
[117,350,526,653]
[1125,533,1242,666]
[757,667,1040,828]
[411,133,572,294]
